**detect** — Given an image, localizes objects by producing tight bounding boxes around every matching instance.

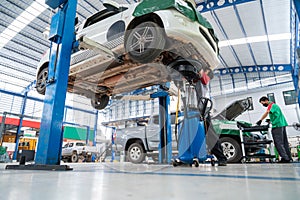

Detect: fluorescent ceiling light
[0,0,48,50]
[219,33,291,47]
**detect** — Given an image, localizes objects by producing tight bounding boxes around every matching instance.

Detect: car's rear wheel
[219,137,242,163]
[125,21,166,63]
[36,67,48,95]
[127,142,146,163]
[91,94,109,110]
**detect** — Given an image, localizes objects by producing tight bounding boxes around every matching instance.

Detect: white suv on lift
[36,0,219,110]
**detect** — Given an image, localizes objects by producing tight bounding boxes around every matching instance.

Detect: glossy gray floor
[1,162,300,200]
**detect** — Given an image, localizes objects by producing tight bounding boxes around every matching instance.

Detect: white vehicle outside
[61,142,98,162]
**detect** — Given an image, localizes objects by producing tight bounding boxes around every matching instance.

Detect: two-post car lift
[6,0,208,170]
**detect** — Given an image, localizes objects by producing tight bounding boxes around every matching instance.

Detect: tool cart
[237,122,276,163]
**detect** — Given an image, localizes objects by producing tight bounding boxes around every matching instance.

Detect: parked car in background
[114,113,178,163]
[36,0,219,110]
[61,142,98,162]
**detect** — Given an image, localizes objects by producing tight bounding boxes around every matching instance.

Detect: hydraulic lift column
[35,0,77,166]
[150,88,172,164]
[6,0,77,170]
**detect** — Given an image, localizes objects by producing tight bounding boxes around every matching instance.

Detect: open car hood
[212,98,251,121]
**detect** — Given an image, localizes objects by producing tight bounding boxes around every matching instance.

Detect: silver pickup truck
[114,99,270,164]
[114,114,178,163]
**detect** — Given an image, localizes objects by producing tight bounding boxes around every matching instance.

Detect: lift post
[6,0,77,170]
[35,0,77,166]
[150,86,172,164]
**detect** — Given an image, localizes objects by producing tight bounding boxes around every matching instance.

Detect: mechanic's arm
[256,110,269,125]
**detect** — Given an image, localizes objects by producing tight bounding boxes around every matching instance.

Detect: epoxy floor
[1,162,300,200]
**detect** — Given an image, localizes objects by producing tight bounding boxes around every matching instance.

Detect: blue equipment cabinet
[175,110,207,166]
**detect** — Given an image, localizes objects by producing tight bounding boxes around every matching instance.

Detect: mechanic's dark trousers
[205,117,227,162]
[272,127,292,161]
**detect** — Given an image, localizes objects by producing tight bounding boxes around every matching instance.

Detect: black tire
[91,94,109,110]
[172,161,178,167]
[211,160,215,166]
[219,137,242,163]
[71,153,78,163]
[36,67,48,95]
[193,160,199,167]
[127,142,146,164]
[125,21,166,63]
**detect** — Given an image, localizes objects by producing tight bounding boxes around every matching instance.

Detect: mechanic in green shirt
[256,96,292,163]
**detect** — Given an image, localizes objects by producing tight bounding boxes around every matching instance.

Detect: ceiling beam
[196,0,255,13]
[215,64,292,75]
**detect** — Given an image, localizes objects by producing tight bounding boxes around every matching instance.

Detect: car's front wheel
[127,142,146,164]
[71,153,79,163]
[36,67,48,95]
[219,137,242,163]
[125,21,166,64]
[91,94,109,110]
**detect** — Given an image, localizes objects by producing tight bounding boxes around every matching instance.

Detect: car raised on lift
[36,0,219,110]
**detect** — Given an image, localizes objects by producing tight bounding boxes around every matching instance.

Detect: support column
[150,90,172,164]
[35,0,77,165]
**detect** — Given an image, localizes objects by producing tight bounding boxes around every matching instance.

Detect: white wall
[212,82,300,137]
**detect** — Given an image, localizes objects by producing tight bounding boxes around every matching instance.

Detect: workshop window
[283,90,297,105]
[267,93,276,103]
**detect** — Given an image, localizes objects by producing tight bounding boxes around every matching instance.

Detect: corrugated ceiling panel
[275,71,293,83]
[1,46,39,66]
[218,46,239,67]
[24,99,43,119]
[209,77,222,96]
[15,28,48,52]
[1,63,34,80]
[0,12,49,53]
[260,73,277,87]
[232,73,247,91]
[214,6,244,40]
[0,92,22,114]
[246,71,260,81]
[29,15,51,34]
[0,73,31,88]
[250,42,272,65]
[232,44,255,66]
[263,0,290,35]
[1,53,35,72]
[1,0,29,20]
[236,1,266,37]
[1,51,36,72]
[269,40,290,64]
[220,75,231,83]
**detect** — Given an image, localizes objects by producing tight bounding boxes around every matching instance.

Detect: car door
[146,114,177,151]
[145,115,160,151]
[62,143,73,156]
